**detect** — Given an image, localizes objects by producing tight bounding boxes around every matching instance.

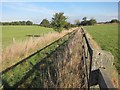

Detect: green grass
[85,24,119,73]
[2,30,75,87]
[2,25,54,48]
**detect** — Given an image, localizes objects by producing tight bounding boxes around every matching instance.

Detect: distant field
[2,26,54,48]
[85,24,119,72]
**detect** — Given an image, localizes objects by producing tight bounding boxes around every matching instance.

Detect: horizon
[0,2,118,24]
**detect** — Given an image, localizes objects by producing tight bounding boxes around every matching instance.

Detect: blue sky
[1,2,118,24]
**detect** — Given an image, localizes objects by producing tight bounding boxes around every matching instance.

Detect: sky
[0,2,118,24]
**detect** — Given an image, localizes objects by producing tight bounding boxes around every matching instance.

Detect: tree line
[0,12,119,33]
[40,16,97,28]
[0,20,33,25]
[102,19,119,24]
[39,13,78,33]
[39,13,97,33]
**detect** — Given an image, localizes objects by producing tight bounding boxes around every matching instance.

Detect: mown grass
[2,25,54,48]
[85,24,119,74]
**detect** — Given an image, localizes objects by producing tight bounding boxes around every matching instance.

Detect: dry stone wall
[29,28,86,88]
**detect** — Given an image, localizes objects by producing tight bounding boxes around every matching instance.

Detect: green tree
[51,12,67,33]
[82,17,87,22]
[26,20,33,25]
[11,22,18,25]
[110,19,119,23]
[81,17,87,26]
[88,18,97,25]
[71,24,77,27]
[40,19,50,27]
[2,22,9,25]
[19,21,26,25]
[64,22,71,30]
[14,21,20,25]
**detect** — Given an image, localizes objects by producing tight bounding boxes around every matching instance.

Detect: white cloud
[2,2,73,23]
[2,3,54,23]
[1,2,118,23]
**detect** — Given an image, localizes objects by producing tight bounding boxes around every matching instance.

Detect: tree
[0,22,2,25]
[81,17,87,26]
[1,21,34,25]
[40,19,50,27]
[12,21,20,25]
[110,19,119,23]
[26,20,33,25]
[51,12,67,33]
[64,22,71,30]
[19,21,26,25]
[81,17,97,26]
[81,21,87,26]
[82,17,87,22]
[88,18,97,25]
[71,24,77,27]
[74,19,80,26]
[2,22,10,25]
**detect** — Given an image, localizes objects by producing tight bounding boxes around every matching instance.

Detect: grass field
[85,24,119,73]
[2,26,54,48]
[1,25,73,72]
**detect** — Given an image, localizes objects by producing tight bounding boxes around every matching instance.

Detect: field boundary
[81,27,115,89]
[1,27,116,89]
[1,29,77,74]
[1,28,77,88]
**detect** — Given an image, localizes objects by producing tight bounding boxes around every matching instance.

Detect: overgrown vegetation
[2,29,73,72]
[1,30,76,88]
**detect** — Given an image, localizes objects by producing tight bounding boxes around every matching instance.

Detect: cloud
[1,2,118,23]
[2,2,59,23]
[2,2,73,23]
[3,2,58,15]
